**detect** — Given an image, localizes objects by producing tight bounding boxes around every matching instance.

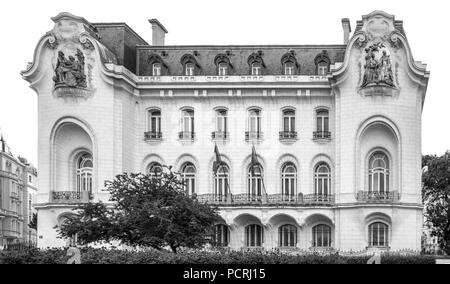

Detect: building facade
[22,11,429,251]
[0,137,35,247]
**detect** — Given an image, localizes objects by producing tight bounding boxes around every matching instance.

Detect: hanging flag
[250,144,260,176]
[213,143,223,176]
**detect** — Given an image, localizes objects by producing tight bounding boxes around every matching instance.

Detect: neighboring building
[18,157,38,244]
[22,11,429,251]
[0,136,32,247]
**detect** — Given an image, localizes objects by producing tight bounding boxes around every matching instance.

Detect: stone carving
[53,49,87,88]
[361,42,394,88]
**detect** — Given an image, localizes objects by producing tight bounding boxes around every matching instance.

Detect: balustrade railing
[356,191,399,203]
[195,193,334,206]
[50,191,90,204]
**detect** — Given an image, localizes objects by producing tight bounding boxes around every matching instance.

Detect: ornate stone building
[0,136,36,247]
[22,11,429,251]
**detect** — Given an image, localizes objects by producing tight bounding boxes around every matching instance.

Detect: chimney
[341,18,351,44]
[149,19,168,46]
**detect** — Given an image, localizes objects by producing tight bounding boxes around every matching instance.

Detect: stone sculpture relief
[53,48,87,88]
[361,42,394,88]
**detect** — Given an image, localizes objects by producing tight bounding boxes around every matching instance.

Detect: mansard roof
[136,45,346,76]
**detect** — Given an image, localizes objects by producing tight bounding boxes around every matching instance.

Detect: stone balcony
[356,191,399,203]
[195,193,334,207]
[50,191,91,204]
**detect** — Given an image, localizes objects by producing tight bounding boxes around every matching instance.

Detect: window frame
[76,153,93,194]
[278,224,298,247]
[314,163,331,196]
[312,224,332,248]
[245,224,264,247]
[368,151,390,193]
[181,163,196,196]
[368,222,389,247]
[281,163,297,199]
[214,164,230,199]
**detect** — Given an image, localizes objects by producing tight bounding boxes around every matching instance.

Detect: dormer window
[318,62,328,76]
[281,51,299,75]
[152,63,161,76]
[251,63,261,75]
[214,53,233,76]
[248,53,265,75]
[147,53,168,76]
[218,63,228,76]
[284,62,295,75]
[185,63,195,76]
[181,54,201,76]
[314,50,331,76]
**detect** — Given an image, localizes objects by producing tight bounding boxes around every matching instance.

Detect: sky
[0,0,447,165]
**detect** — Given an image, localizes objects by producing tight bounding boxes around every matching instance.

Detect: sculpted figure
[379,50,394,86]
[53,49,87,88]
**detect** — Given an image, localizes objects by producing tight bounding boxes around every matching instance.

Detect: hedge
[0,247,437,264]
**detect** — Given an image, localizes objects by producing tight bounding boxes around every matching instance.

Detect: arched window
[147,109,161,139]
[215,109,228,136]
[152,63,161,76]
[245,224,263,247]
[281,163,297,200]
[314,109,330,139]
[312,224,331,247]
[368,222,389,247]
[279,224,297,247]
[369,152,390,193]
[281,51,299,75]
[181,54,200,76]
[247,108,262,140]
[282,109,295,133]
[248,164,263,200]
[180,109,195,140]
[314,50,330,76]
[181,163,196,196]
[213,224,229,247]
[214,53,233,76]
[147,53,168,76]
[148,162,163,178]
[76,153,93,193]
[214,163,229,201]
[314,163,331,196]
[248,53,265,75]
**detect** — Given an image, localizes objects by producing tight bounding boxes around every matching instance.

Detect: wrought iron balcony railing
[356,191,399,203]
[50,191,90,204]
[144,131,162,141]
[211,131,229,140]
[279,131,298,140]
[178,131,195,140]
[245,131,263,141]
[313,131,331,140]
[195,193,232,205]
[303,194,335,205]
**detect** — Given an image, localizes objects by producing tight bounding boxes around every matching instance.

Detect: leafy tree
[422,152,450,254]
[28,213,37,230]
[57,168,221,253]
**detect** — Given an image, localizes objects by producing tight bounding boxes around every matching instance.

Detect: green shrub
[0,247,437,264]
